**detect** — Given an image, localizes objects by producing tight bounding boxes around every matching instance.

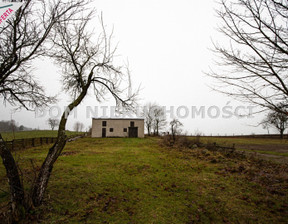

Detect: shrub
[160,135,200,149]
[176,136,194,148]
[160,135,174,147]
[206,141,218,151]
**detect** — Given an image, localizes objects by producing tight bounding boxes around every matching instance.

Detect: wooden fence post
[6,134,83,151]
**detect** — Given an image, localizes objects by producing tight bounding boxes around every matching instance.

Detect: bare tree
[0,0,86,109]
[262,104,288,138]
[208,0,288,114]
[152,105,167,136]
[47,118,59,131]
[142,103,167,136]
[142,103,155,136]
[31,8,137,209]
[170,119,183,142]
[73,121,84,132]
[0,0,90,221]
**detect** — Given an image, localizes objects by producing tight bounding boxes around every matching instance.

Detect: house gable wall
[91,119,144,138]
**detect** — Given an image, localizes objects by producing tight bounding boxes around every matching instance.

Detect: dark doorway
[129,127,138,138]
[102,128,106,137]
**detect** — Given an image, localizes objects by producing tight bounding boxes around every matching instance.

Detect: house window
[130,121,134,127]
[110,128,114,132]
[102,121,107,126]
[123,128,127,132]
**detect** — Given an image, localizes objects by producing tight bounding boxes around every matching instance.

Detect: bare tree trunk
[0,134,26,221]
[31,131,67,206]
[280,129,284,139]
[156,121,159,136]
[31,87,89,206]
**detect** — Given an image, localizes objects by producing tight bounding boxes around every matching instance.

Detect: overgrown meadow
[0,136,287,223]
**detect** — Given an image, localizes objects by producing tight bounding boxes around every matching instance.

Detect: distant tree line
[0,120,32,132]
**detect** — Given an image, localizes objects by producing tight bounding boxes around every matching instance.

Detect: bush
[160,135,174,147]
[176,136,194,148]
[160,135,202,149]
[206,141,218,151]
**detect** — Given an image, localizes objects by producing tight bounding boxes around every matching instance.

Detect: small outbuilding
[91,118,144,138]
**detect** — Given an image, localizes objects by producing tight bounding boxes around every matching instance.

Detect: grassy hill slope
[0,137,287,223]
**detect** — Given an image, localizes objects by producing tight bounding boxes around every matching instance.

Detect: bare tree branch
[0,0,88,110]
[208,0,288,113]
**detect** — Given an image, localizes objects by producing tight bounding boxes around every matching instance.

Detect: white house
[91,118,145,138]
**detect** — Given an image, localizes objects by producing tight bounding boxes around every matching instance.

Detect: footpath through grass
[0,137,287,223]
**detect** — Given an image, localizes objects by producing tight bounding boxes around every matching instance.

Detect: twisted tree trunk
[0,134,26,222]
[31,131,67,206]
[31,83,90,207]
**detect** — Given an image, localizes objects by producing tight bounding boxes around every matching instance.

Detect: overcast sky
[0,0,270,135]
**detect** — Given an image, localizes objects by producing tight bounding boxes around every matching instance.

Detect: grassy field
[190,136,288,161]
[0,137,287,223]
[1,130,84,141]
[195,136,288,146]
